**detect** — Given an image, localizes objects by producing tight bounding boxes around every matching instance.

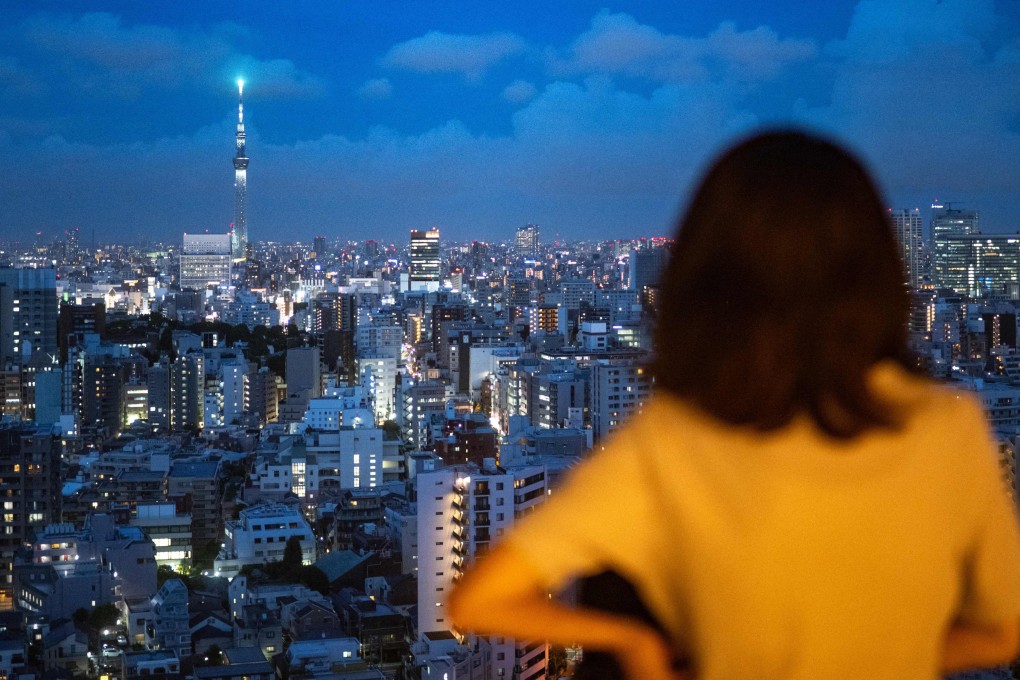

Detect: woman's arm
[941,618,1020,673]
[448,543,684,680]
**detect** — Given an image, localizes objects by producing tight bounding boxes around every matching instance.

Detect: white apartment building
[358,354,398,423]
[416,462,549,680]
[215,504,315,577]
[221,357,248,425]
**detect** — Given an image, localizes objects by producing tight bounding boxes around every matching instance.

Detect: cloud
[381,30,527,80]
[19,12,322,98]
[801,0,1020,204]
[552,11,815,83]
[356,77,393,100]
[0,56,43,96]
[501,79,536,104]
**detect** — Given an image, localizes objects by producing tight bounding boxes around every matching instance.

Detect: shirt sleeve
[500,412,664,593]
[956,398,1020,625]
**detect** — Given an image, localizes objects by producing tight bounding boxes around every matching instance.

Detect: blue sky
[1,0,1018,244]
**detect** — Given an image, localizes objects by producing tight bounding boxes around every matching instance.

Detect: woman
[449,131,1020,679]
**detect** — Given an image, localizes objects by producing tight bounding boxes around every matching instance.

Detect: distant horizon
[2,0,1018,243]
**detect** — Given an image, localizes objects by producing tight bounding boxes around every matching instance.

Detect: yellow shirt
[504,365,1020,679]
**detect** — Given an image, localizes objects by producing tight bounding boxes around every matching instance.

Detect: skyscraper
[889,208,924,288]
[409,228,441,292]
[232,80,249,261]
[516,223,540,256]
[931,204,979,290]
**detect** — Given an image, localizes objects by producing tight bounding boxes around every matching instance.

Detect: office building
[180,233,232,291]
[932,205,979,290]
[409,228,441,292]
[515,223,540,256]
[938,234,1020,297]
[889,208,924,288]
[0,268,58,366]
[629,245,669,292]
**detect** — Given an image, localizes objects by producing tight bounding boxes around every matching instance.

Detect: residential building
[0,423,61,611]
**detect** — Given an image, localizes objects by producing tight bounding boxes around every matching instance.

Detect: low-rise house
[193,646,274,680]
[338,591,408,667]
[123,649,180,680]
[233,603,282,659]
[189,611,233,656]
[41,620,89,675]
[278,630,363,677]
[281,599,340,639]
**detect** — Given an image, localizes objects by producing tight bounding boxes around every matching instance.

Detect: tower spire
[232,79,249,262]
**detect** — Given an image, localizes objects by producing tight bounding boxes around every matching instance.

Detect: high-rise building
[0,423,61,611]
[147,351,205,432]
[938,234,1020,297]
[231,79,250,261]
[244,368,279,425]
[889,208,924,288]
[313,236,327,259]
[931,204,979,289]
[516,223,540,256]
[409,228,441,292]
[628,245,669,292]
[180,233,232,290]
[0,268,58,366]
[416,464,549,680]
[58,301,106,364]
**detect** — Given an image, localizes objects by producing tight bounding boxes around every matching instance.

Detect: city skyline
[1,0,1019,244]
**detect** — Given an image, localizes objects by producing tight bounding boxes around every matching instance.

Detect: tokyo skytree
[232,79,249,261]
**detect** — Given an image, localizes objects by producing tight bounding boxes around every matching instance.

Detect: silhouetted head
[652,130,911,438]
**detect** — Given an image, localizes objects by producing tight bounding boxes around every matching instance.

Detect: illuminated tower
[232,79,249,261]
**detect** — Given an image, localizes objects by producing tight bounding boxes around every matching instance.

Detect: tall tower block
[232,79,249,261]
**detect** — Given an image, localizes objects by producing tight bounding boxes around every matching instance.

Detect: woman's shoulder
[869,361,987,426]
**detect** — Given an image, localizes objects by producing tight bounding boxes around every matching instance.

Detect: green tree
[283,535,303,569]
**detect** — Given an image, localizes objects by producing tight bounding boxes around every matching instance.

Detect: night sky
[1,0,1018,245]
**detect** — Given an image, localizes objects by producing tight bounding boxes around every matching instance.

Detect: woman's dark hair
[651,130,912,439]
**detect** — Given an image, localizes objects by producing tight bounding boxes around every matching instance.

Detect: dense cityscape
[3,105,1020,679]
[3,2,1020,679]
